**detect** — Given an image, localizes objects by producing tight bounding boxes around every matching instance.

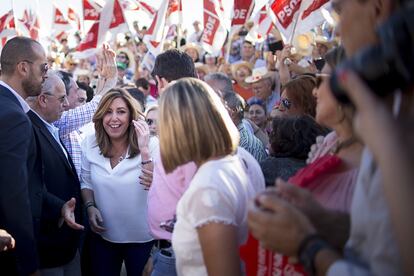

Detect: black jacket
[0,85,39,275]
[28,110,82,268]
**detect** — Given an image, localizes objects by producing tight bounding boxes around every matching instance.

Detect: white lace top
[172,148,265,276]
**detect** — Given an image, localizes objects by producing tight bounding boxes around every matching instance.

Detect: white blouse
[172,148,265,276]
[80,134,159,243]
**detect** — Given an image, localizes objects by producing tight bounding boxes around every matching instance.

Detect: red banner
[109,0,126,28]
[202,0,220,47]
[54,8,68,25]
[231,0,255,27]
[77,21,98,51]
[271,0,302,29]
[83,0,101,21]
[302,0,329,19]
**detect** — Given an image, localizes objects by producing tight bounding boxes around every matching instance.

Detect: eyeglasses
[21,60,49,75]
[280,98,292,110]
[43,93,68,104]
[146,119,156,126]
[315,73,331,88]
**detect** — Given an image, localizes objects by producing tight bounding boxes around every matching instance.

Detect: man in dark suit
[27,72,84,275]
[0,36,47,275]
[0,37,83,276]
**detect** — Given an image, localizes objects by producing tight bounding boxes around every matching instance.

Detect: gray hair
[223,92,246,120]
[26,71,64,104]
[204,72,234,95]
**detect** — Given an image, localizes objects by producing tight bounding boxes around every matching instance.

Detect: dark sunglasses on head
[315,73,331,88]
[280,98,292,110]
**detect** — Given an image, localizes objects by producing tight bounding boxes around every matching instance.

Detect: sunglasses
[21,60,49,75]
[315,73,331,88]
[146,119,156,126]
[280,98,292,110]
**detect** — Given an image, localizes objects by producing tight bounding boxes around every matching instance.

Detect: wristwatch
[298,234,332,276]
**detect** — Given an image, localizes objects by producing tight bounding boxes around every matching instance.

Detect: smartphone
[269,40,284,54]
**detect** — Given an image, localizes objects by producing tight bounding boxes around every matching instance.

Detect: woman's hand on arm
[197,223,241,276]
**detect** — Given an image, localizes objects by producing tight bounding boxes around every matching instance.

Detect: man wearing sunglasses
[0,36,48,275]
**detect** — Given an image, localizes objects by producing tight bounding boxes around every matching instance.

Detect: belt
[155,239,172,249]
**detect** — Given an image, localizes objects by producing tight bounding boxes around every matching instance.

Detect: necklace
[110,150,127,167]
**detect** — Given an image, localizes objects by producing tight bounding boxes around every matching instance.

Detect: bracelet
[85,201,96,209]
[298,234,332,276]
[141,158,153,165]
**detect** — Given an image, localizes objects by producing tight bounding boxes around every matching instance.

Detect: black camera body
[330,3,414,104]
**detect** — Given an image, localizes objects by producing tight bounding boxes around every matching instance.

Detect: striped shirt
[54,95,101,177]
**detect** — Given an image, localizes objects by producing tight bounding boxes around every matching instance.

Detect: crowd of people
[1,0,414,275]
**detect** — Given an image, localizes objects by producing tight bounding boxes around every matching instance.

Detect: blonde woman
[158,78,265,276]
[80,88,158,275]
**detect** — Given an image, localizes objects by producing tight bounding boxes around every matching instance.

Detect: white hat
[292,32,315,58]
[245,67,273,83]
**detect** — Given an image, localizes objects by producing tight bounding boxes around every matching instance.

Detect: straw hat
[194,62,209,74]
[180,42,202,57]
[245,67,273,83]
[231,61,253,79]
[314,35,336,48]
[292,32,315,58]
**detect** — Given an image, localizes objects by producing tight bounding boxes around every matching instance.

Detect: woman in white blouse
[80,88,158,275]
[158,78,265,276]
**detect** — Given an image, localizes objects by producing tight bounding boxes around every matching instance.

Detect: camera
[330,3,414,105]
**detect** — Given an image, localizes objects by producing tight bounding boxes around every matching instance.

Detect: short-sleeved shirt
[172,150,265,276]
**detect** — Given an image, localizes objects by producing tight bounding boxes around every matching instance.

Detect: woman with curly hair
[275,75,317,118]
[260,115,328,186]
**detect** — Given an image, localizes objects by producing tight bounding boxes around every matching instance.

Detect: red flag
[271,0,329,43]
[201,0,228,55]
[83,0,102,21]
[246,4,276,43]
[271,0,302,29]
[143,0,170,55]
[166,0,182,25]
[18,9,40,40]
[138,1,156,15]
[302,0,329,19]
[0,10,16,38]
[76,0,127,56]
[231,0,255,30]
[109,0,126,28]
[68,7,81,30]
[54,6,68,25]
[77,21,99,52]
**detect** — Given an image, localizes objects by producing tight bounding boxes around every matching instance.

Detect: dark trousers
[90,233,153,276]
